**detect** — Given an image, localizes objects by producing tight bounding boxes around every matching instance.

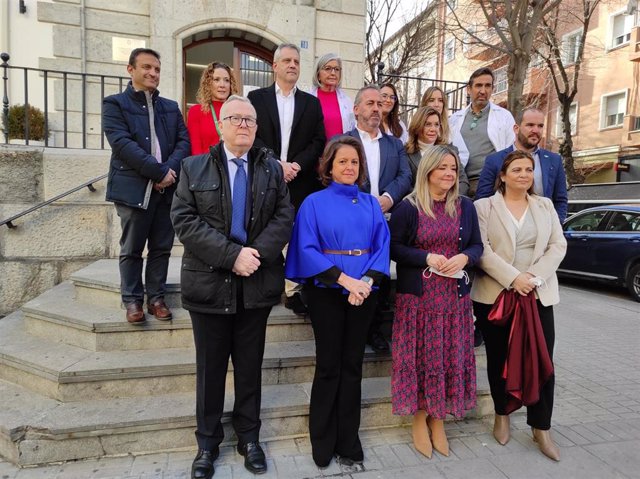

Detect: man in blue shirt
[476,107,568,223]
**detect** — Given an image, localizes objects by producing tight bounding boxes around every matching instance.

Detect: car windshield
[565,211,608,232]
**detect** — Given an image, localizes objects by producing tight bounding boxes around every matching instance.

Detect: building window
[494,67,507,93]
[562,29,582,64]
[444,38,455,64]
[463,24,476,53]
[556,103,578,137]
[601,91,627,129]
[610,12,633,48]
[447,0,457,13]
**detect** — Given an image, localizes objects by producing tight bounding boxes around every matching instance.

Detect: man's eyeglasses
[223,116,257,128]
[381,93,397,101]
[322,66,342,73]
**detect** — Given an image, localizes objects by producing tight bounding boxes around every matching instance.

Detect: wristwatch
[361,275,374,286]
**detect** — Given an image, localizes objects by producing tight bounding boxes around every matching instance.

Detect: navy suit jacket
[345,128,412,207]
[476,145,568,223]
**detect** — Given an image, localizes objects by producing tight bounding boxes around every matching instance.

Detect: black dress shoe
[237,441,267,474]
[191,448,219,479]
[368,331,390,353]
[284,293,307,316]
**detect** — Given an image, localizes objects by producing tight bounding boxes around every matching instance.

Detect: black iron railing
[0,173,108,229]
[376,63,469,121]
[1,53,128,149]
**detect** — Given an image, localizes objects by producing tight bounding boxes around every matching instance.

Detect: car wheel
[627,264,640,302]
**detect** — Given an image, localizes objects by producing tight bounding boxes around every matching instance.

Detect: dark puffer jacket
[103,82,190,208]
[170,143,295,314]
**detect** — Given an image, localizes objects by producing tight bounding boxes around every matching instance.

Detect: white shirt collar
[356,127,382,142]
[275,82,297,98]
[223,144,249,163]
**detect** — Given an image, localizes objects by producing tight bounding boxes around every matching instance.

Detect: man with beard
[449,67,515,199]
[346,85,412,353]
[476,107,568,223]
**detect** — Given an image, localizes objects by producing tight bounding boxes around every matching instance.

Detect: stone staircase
[0,256,491,466]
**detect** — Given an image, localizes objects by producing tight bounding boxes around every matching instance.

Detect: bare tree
[536,0,601,185]
[365,0,437,83]
[445,0,562,118]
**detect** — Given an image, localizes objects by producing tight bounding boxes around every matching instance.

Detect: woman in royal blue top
[285,136,390,468]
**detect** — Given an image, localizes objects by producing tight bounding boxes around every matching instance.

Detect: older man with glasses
[171,95,294,478]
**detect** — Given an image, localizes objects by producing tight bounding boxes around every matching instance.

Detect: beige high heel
[532,428,560,461]
[412,410,432,458]
[427,416,449,456]
[493,414,511,445]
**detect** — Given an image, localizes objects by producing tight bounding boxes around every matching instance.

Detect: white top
[275,82,297,162]
[507,205,530,230]
[384,120,409,144]
[223,145,249,199]
[449,102,515,167]
[357,127,383,197]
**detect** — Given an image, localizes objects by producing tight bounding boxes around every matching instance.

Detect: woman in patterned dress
[389,145,483,458]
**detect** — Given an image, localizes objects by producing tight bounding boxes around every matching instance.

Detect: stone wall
[0,145,116,315]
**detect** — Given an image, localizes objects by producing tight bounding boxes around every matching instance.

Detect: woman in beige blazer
[471,150,567,461]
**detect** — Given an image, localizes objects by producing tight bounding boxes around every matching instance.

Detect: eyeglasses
[223,116,257,128]
[322,66,341,73]
[381,93,397,101]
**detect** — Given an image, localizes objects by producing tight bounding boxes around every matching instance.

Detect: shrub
[5,104,46,141]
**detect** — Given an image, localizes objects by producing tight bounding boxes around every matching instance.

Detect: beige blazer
[471,192,567,306]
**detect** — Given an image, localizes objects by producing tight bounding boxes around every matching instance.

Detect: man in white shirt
[346,85,412,352]
[248,43,326,316]
[449,67,515,199]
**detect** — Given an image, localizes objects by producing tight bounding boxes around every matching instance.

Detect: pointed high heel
[532,427,560,461]
[427,416,449,457]
[493,414,511,445]
[412,410,432,458]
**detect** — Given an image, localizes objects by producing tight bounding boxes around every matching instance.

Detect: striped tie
[230,158,247,244]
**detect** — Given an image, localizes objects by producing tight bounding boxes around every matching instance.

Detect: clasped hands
[427,252,468,276]
[153,168,177,191]
[232,247,261,277]
[280,160,301,183]
[338,274,372,307]
[511,272,536,296]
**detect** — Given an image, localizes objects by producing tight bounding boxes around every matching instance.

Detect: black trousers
[114,190,174,304]
[190,296,271,450]
[306,285,378,466]
[474,300,555,430]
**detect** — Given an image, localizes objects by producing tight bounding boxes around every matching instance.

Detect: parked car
[559,205,640,302]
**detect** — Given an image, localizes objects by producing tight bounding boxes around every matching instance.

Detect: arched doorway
[182,29,277,111]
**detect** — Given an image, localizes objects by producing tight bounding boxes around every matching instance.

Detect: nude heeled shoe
[427,416,449,456]
[412,410,432,458]
[493,414,511,445]
[532,428,560,461]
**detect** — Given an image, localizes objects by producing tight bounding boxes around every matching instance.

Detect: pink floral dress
[391,201,476,419]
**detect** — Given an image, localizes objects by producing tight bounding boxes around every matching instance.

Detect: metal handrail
[0,173,108,229]
[2,52,128,149]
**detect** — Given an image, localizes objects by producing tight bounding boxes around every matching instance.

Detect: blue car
[559,205,640,302]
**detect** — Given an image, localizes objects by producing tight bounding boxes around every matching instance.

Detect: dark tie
[230,158,247,244]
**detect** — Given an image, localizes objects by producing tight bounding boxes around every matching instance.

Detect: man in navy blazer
[346,85,412,353]
[345,85,412,212]
[476,107,568,223]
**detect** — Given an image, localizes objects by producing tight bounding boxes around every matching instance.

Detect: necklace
[470,109,483,130]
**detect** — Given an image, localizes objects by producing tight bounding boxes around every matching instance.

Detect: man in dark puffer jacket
[171,95,294,478]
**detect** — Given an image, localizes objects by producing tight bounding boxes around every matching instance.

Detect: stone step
[22,282,314,351]
[70,258,398,309]
[0,372,492,466]
[0,312,392,402]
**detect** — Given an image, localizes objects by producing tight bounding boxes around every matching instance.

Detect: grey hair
[312,53,343,88]
[219,95,256,119]
[354,84,381,106]
[273,43,300,62]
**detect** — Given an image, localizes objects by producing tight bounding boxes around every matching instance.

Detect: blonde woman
[420,85,451,144]
[389,145,482,458]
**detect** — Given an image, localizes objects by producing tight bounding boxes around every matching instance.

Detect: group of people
[102,44,569,479]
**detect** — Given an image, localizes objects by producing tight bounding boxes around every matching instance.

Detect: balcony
[631,26,640,62]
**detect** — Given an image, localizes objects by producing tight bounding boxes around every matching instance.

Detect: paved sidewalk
[1,282,638,479]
